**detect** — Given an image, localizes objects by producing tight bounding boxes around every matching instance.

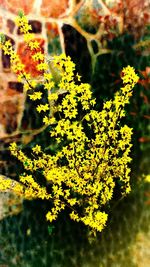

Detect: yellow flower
[145,174,150,183]
[29,92,42,101]
[32,145,42,154]
[28,40,39,50]
[36,104,49,113]
[76,73,81,81]
[24,33,34,42]
[37,62,48,71]
[44,82,55,91]
[32,52,45,61]
[46,212,57,222]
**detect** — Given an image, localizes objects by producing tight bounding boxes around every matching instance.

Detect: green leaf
[48,225,55,235]
[0,33,5,44]
[18,10,24,18]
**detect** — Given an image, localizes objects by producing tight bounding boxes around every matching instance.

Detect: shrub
[0,14,139,234]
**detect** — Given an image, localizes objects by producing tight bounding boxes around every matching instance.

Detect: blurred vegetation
[0,182,150,267]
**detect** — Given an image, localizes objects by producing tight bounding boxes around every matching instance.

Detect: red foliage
[139,67,150,89]
[17,38,45,77]
[90,0,150,40]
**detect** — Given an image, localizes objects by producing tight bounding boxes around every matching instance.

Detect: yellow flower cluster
[29,92,43,101]
[0,38,25,74]
[0,175,12,191]
[15,14,32,35]
[0,14,139,234]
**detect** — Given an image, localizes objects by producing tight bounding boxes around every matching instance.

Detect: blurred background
[0,0,150,266]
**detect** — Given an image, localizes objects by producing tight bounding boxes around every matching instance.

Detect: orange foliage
[17,38,45,77]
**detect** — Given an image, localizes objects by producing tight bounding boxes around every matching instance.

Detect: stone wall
[0,0,69,137]
[0,0,149,138]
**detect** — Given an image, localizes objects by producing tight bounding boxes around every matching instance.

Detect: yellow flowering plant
[0,13,139,235]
